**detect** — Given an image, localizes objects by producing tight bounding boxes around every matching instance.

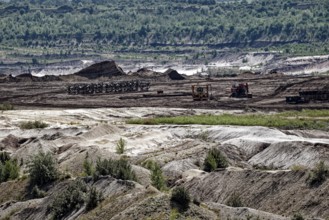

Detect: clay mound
[164,68,185,80]
[162,159,199,181]
[74,60,125,79]
[0,134,24,151]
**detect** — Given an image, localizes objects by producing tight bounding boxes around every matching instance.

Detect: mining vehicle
[192,84,212,101]
[286,90,329,104]
[230,83,252,98]
[285,96,308,104]
[68,80,150,95]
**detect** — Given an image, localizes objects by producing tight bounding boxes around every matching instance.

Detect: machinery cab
[192,84,211,101]
[230,83,252,98]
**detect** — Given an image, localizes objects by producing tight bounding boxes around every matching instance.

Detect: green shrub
[86,187,103,211]
[31,185,46,198]
[291,213,305,220]
[95,157,137,181]
[309,161,329,186]
[0,103,14,111]
[171,187,191,211]
[28,151,58,186]
[116,138,126,154]
[19,120,48,130]
[144,160,166,191]
[0,159,20,183]
[290,164,307,172]
[226,192,243,207]
[0,151,10,163]
[203,148,228,172]
[169,208,180,220]
[51,180,87,220]
[83,153,94,176]
[198,130,209,141]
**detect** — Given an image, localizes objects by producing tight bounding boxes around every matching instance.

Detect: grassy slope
[127,110,329,130]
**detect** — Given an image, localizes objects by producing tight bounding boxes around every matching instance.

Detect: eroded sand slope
[0,108,328,219]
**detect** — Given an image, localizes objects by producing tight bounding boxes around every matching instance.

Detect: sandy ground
[0,107,328,219]
[1,107,328,169]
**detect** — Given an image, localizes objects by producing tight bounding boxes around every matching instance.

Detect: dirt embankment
[0,108,328,219]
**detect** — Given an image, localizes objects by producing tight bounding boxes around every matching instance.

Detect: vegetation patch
[0,153,20,183]
[86,187,104,211]
[203,148,228,172]
[28,151,58,187]
[0,0,328,56]
[116,138,126,154]
[143,160,167,191]
[290,164,308,172]
[94,157,137,181]
[308,161,329,186]
[19,120,48,130]
[291,213,305,220]
[278,109,329,118]
[83,152,95,177]
[31,185,46,199]
[0,151,11,164]
[170,187,191,212]
[127,113,329,130]
[226,192,244,207]
[0,103,14,111]
[51,180,88,220]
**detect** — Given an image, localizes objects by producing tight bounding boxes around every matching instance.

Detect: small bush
[0,103,14,111]
[31,185,46,198]
[86,187,103,211]
[51,180,87,220]
[19,120,48,130]
[309,161,329,186]
[291,213,305,220]
[171,187,191,211]
[144,160,166,191]
[203,148,228,172]
[226,192,243,207]
[83,153,94,176]
[28,151,58,186]
[0,151,10,163]
[0,159,20,183]
[95,157,137,181]
[116,138,126,154]
[290,164,307,172]
[198,130,209,141]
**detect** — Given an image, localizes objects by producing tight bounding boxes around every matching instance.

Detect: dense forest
[0,0,328,56]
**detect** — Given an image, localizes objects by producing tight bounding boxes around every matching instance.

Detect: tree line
[0,0,328,52]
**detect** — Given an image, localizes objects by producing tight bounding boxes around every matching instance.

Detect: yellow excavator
[191,84,212,101]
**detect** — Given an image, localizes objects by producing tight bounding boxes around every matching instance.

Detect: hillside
[0,0,328,59]
[0,108,328,219]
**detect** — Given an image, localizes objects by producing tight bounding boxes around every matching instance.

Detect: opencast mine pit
[1,74,329,111]
[0,61,328,220]
[0,107,328,220]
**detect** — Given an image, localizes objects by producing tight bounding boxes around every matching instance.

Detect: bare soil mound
[184,169,329,219]
[164,68,185,80]
[74,60,125,79]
